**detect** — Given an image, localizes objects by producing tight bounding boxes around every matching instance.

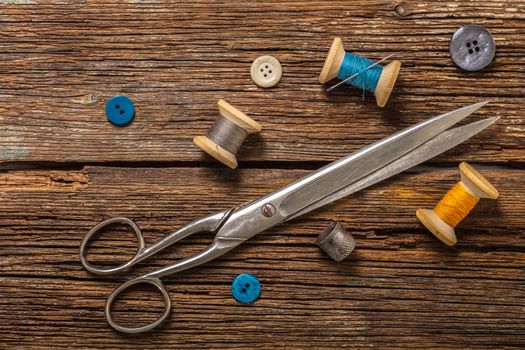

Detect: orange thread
[434,182,479,227]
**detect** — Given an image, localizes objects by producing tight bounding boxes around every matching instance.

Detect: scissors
[80,101,497,333]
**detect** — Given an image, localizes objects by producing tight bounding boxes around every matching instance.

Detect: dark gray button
[450,25,495,71]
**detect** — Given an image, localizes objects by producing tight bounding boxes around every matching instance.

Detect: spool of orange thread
[416,162,499,246]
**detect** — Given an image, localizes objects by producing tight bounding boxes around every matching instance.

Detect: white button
[250,55,282,88]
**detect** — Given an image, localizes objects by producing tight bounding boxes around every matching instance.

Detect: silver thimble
[316,221,356,262]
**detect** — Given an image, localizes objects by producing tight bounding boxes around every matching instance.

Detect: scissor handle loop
[105,276,171,334]
[80,217,145,275]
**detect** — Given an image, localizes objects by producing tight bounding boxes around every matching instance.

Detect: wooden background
[0,0,524,348]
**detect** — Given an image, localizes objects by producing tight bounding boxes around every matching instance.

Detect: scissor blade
[278,101,488,218]
[288,116,498,220]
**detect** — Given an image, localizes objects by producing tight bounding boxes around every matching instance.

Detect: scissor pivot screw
[261,203,276,217]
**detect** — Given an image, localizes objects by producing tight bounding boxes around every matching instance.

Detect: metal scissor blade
[288,116,499,220]
[278,101,489,218]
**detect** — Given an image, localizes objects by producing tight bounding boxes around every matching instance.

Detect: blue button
[231,273,261,304]
[105,95,135,126]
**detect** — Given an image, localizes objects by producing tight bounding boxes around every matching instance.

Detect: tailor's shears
[80,101,497,333]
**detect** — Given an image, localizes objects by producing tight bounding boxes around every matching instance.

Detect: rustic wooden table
[0,1,524,348]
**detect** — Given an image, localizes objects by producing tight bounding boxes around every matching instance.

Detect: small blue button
[105,95,135,126]
[231,273,261,304]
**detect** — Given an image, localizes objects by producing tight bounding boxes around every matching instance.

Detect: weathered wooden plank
[0,166,523,348]
[0,1,523,164]
[0,1,524,349]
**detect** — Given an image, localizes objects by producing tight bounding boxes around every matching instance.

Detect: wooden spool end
[319,37,345,84]
[217,99,262,134]
[318,37,400,107]
[459,162,499,199]
[193,136,238,169]
[193,99,262,169]
[374,60,401,107]
[416,162,499,246]
[416,208,457,246]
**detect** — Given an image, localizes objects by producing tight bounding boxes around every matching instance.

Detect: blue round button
[105,95,135,126]
[231,273,261,304]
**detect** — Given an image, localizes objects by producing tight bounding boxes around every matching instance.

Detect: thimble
[316,221,356,262]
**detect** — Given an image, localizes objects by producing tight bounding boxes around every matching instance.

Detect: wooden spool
[193,99,262,169]
[416,162,499,246]
[319,37,401,107]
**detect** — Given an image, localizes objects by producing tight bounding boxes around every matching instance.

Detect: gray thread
[207,116,248,154]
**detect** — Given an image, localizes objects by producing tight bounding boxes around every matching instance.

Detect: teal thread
[337,52,383,94]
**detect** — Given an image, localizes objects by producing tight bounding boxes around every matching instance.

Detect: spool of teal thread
[319,37,401,107]
[337,52,383,94]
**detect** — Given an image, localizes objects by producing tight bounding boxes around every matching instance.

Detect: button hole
[241,288,247,293]
[264,74,267,77]
[475,47,480,52]
[466,42,471,47]
[468,49,473,54]
[115,105,120,109]
[269,70,272,73]
[120,110,124,114]
[245,284,250,288]
[265,65,268,68]
[473,40,478,45]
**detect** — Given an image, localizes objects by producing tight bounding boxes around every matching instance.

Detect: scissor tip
[468,100,490,109]
[455,100,491,119]
[467,116,500,132]
[487,115,500,123]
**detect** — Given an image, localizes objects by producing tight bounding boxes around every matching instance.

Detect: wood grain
[0,1,524,348]
[0,166,524,348]
[0,0,523,164]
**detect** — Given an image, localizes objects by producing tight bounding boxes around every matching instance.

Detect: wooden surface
[0,1,524,348]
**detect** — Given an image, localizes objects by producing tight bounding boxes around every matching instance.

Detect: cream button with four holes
[250,55,282,88]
